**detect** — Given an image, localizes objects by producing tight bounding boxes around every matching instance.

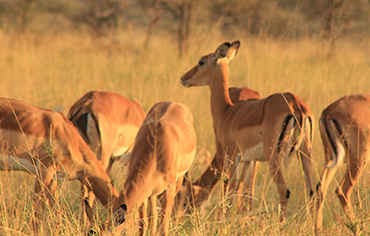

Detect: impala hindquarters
[180,40,315,222]
[316,94,370,231]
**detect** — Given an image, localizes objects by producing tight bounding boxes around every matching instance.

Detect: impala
[178,86,261,214]
[68,91,145,220]
[228,86,260,103]
[89,101,197,235]
[181,41,314,222]
[316,94,370,230]
[0,97,119,229]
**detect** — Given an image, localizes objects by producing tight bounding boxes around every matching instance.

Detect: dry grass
[0,28,370,235]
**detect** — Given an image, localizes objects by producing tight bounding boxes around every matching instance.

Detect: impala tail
[319,117,346,169]
[277,115,298,164]
[69,110,101,151]
[279,113,313,166]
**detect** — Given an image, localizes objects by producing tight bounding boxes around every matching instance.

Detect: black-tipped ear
[215,42,231,59]
[113,204,127,226]
[230,41,240,57]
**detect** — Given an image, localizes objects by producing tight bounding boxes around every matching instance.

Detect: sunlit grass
[0,28,370,235]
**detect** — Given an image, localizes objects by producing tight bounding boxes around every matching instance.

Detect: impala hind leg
[269,158,289,223]
[316,161,339,231]
[299,117,315,200]
[336,159,366,219]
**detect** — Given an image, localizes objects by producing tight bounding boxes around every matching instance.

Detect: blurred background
[0,1,370,235]
[1,0,370,53]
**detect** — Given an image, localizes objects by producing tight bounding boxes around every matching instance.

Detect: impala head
[181,40,240,87]
[85,199,127,234]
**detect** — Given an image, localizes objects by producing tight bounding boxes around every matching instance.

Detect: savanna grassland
[0,27,370,236]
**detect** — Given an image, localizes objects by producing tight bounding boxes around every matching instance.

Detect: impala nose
[181,79,190,88]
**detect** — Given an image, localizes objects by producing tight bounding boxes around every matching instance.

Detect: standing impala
[316,94,370,231]
[181,41,314,222]
[90,101,196,236]
[178,86,261,213]
[68,91,145,219]
[0,98,119,229]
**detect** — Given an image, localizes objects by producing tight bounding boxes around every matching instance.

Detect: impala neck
[209,62,233,129]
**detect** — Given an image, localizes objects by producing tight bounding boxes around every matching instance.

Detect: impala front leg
[32,168,58,231]
[139,198,148,236]
[236,160,258,211]
[160,182,177,236]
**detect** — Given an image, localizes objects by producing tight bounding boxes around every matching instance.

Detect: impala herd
[0,40,369,235]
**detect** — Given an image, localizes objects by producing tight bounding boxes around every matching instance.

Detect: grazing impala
[316,94,370,231]
[181,41,314,222]
[89,101,197,235]
[68,91,145,219]
[0,98,119,228]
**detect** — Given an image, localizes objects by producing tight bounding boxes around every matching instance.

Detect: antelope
[177,86,261,214]
[228,86,260,103]
[89,101,197,235]
[180,40,314,222]
[315,94,370,231]
[0,97,119,229]
[67,91,145,220]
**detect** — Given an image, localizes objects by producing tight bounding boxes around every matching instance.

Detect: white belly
[242,143,268,162]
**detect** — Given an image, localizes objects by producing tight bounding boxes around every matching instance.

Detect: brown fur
[316,94,370,231]
[0,98,119,229]
[68,91,145,223]
[181,41,314,222]
[109,102,197,236]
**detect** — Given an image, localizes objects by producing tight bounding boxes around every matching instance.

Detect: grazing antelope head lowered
[87,101,197,236]
[0,97,120,231]
[68,90,145,225]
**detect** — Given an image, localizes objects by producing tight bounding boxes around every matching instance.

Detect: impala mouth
[181,78,191,88]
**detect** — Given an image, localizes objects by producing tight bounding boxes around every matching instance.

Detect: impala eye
[198,60,205,66]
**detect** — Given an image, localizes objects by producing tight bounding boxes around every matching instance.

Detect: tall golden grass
[0,28,370,235]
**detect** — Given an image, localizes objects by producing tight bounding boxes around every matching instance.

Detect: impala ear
[113,204,127,226]
[214,40,240,62]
